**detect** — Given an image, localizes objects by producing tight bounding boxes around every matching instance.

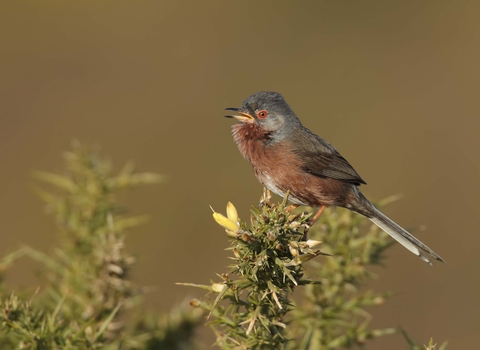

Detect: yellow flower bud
[213,212,239,232]
[241,233,251,242]
[289,245,299,257]
[226,202,238,223]
[306,239,322,248]
[289,221,301,229]
[233,248,241,258]
[211,283,226,293]
[189,299,201,307]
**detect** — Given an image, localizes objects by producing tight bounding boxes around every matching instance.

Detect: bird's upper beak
[224,107,254,123]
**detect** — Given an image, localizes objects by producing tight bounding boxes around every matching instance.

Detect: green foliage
[191,191,326,349]
[0,144,202,349]
[289,197,396,349]
[0,144,448,349]
[186,191,447,349]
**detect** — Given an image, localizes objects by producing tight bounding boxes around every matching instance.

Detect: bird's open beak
[224,107,254,123]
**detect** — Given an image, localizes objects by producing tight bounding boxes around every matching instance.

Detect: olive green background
[1,1,479,348]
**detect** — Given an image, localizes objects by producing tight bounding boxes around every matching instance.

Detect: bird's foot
[259,188,273,207]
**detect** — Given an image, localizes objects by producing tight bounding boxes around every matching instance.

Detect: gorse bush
[0,144,202,350]
[184,190,447,350]
[0,144,445,349]
[183,190,394,349]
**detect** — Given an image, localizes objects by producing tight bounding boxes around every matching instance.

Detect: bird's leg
[311,205,326,223]
[285,204,299,213]
[303,205,327,240]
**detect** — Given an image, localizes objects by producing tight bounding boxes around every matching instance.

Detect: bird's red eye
[257,110,268,119]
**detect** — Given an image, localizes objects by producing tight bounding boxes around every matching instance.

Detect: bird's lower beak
[224,107,254,123]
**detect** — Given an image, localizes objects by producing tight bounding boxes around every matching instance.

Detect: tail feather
[369,207,445,265]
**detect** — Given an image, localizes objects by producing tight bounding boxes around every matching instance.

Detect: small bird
[225,91,444,265]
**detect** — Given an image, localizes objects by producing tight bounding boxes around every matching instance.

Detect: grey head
[225,91,303,135]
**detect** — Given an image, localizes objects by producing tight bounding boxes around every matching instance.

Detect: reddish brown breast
[232,123,270,163]
[231,123,354,208]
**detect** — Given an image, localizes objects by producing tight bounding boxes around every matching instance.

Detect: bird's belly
[256,168,350,208]
[260,173,308,206]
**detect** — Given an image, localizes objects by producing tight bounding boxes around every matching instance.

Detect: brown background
[1,1,479,348]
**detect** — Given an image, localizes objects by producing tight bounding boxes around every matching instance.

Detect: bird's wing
[291,129,366,186]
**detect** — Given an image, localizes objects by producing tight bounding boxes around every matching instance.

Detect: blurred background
[1,1,479,348]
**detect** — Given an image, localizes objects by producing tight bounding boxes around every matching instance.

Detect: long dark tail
[352,191,444,265]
